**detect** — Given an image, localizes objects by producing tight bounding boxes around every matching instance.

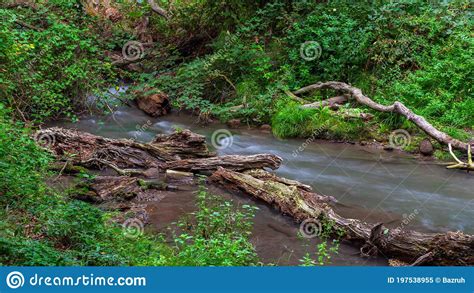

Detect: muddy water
[54,106,473,265]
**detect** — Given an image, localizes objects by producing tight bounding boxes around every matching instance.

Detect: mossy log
[210,167,474,266]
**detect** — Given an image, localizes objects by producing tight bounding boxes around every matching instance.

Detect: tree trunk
[164,154,282,173]
[35,128,213,169]
[36,128,280,172]
[295,81,470,152]
[210,167,474,266]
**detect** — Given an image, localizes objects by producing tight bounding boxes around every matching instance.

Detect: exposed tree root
[294,81,470,152]
[210,167,474,266]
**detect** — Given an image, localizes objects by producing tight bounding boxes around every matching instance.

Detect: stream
[53,102,473,266]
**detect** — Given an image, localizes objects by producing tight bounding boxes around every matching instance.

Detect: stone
[419,139,434,156]
[226,119,241,128]
[260,124,272,132]
[136,91,171,117]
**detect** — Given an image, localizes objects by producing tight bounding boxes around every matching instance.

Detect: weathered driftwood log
[35,128,212,169]
[152,129,212,159]
[75,175,169,203]
[36,128,279,173]
[165,154,283,173]
[75,176,142,203]
[301,95,348,109]
[210,167,474,266]
[294,81,470,152]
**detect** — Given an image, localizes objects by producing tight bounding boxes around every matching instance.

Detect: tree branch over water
[294,81,470,152]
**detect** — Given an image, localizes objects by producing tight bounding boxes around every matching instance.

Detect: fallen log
[294,81,470,152]
[165,154,283,173]
[152,129,212,159]
[301,95,348,109]
[210,167,474,266]
[36,128,278,173]
[35,128,212,169]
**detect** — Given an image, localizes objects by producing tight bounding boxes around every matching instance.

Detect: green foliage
[0,2,113,122]
[0,110,259,266]
[272,101,368,141]
[169,179,259,266]
[0,106,170,265]
[148,0,472,142]
[298,219,343,266]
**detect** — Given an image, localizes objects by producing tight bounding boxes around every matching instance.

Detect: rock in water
[136,91,171,117]
[227,119,241,128]
[419,138,434,156]
[260,124,272,132]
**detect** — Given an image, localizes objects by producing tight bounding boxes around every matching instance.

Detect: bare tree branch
[295,81,470,151]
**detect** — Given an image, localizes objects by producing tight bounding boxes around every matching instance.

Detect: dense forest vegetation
[0,0,472,266]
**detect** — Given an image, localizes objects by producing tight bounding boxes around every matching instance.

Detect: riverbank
[52,107,473,234]
[39,116,474,266]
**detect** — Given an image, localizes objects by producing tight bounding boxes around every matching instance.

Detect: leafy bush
[169,180,259,266]
[0,3,113,122]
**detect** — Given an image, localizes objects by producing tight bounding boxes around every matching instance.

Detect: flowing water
[53,104,473,265]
